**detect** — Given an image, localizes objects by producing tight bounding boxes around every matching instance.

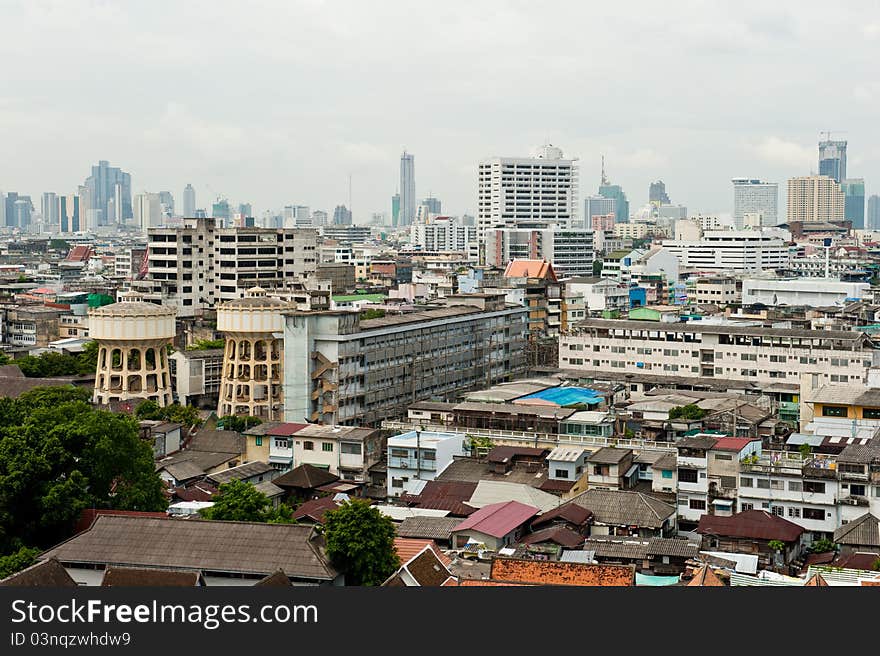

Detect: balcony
[837,495,870,507]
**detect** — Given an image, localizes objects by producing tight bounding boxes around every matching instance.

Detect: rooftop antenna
[601,155,609,186]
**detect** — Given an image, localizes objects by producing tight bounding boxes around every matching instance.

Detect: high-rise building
[312,210,328,227]
[841,178,865,229]
[333,205,352,225]
[83,160,132,225]
[134,193,163,231]
[584,195,615,230]
[13,198,32,231]
[818,139,847,183]
[391,193,400,227]
[477,144,579,241]
[649,180,670,205]
[58,194,80,233]
[868,195,880,231]
[41,192,59,228]
[399,152,416,227]
[787,175,845,223]
[183,184,196,217]
[158,191,175,217]
[212,198,231,225]
[732,178,778,228]
[421,196,441,215]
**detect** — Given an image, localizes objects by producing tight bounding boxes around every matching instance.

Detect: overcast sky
[2,0,879,221]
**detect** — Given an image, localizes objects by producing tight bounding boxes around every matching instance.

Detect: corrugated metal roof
[452,501,540,538]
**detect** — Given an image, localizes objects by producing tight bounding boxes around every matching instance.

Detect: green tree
[135,400,202,428]
[0,546,41,579]
[135,399,163,420]
[13,343,99,378]
[187,338,225,350]
[360,309,386,320]
[809,538,836,554]
[219,415,262,432]
[669,404,707,420]
[199,480,294,523]
[323,499,399,586]
[0,387,166,555]
[0,352,11,366]
[768,540,786,554]
[592,258,603,276]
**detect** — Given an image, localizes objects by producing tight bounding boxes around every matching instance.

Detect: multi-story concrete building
[741,278,869,307]
[584,195,615,230]
[386,430,469,497]
[168,348,223,408]
[867,195,880,231]
[787,176,845,223]
[566,277,630,314]
[477,144,579,240]
[182,184,196,218]
[400,151,416,227]
[693,276,739,306]
[288,424,385,483]
[282,294,528,426]
[410,217,475,253]
[560,319,878,387]
[133,218,318,317]
[484,227,595,278]
[661,231,789,272]
[732,178,778,228]
[842,178,865,229]
[818,139,847,183]
[2,306,65,347]
[613,222,653,240]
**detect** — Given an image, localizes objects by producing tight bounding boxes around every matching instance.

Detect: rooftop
[587,447,633,464]
[696,510,804,543]
[570,489,675,528]
[452,501,540,539]
[489,558,634,586]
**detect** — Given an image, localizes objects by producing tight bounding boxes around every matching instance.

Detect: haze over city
[2,0,880,219]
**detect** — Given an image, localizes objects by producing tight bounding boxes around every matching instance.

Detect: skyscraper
[134,193,162,231]
[83,160,133,225]
[584,195,615,230]
[421,196,441,215]
[649,180,670,205]
[732,178,778,228]
[4,193,33,229]
[477,144,579,239]
[58,194,80,233]
[333,205,352,225]
[41,193,59,228]
[399,151,416,227]
[818,139,847,183]
[391,193,400,227]
[598,159,629,225]
[212,198,231,225]
[183,184,196,217]
[841,179,865,229]
[867,195,880,231]
[787,175,844,223]
[238,203,253,218]
[159,191,175,217]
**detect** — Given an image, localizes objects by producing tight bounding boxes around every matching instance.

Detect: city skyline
[2,2,880,222]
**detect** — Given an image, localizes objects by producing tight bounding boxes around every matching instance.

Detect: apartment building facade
[283,294,529,426]
[661,231,789,272]
[560,319,878,387]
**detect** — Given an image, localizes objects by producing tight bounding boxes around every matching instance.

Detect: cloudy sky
[1,0,879,221]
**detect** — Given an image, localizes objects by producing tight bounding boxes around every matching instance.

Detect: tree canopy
[199,479,293,524]
[14,341,99,378]
[187,338,225,350]
[135,400,202,428]
[219,415,262,433]
[0,386,167,559]
[323,499,399,586]
[669,404,707,420]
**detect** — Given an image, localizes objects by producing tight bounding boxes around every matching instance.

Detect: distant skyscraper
[83,160,132,225]
[159,191,175,217]
[212,198,231,225]
[841,178,865,229]
[333,205,352,225]
[4,192,20,227]
[649,180,670,205]
[787,175,844,223]
[597,158,629,225]
[477,144,579,240]
[194,209,208,219]
[399,152,416,227]
[421,196,441,215]
[13,198,33,230]
[391,193,400,227]
[584,195,615,230]
[732,178,778,228]
[238,202,253,218]
[41,192,58,228]
[818,139,847,183]
[58,194,80,233]
[312,210,328,227]
[867,195,880,231]
[183,184,196,217]
[134,193,162,231]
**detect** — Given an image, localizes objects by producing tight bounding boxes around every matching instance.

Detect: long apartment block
[560,319,878,387]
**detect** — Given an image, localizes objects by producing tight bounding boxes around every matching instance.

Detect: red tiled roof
[833,552,880,570]
[452,501,539,538]
[696,510,804,542]
[66,246,93,262]
[711,437,760,452]
[687,565,725,587]
[393,538,452,567]
[503,259,557,281]
[267,423,309,437]
[443,578,534,586]
[292,497,340,524]
[490,558,634,586]
[804,573,829,587]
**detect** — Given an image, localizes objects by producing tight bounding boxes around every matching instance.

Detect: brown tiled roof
[442,578,534,586]
[187,429,245,455]
[292,497,340,524]
[587,447,633,464]
[435,458,548,489]
[489,558,634,586]
[583,538,648,560]
[0,557,77,587]
[75,509,170,534]
[402,480,478,516]
[646,537,700,559]
[102,567,203,586]
[687,565,725,587]
[396,516,461,542]
[520,527,585,549]
[207,461,276,485]
[833,512,880,547]
[173,483,219,502]
[530,502,593,529]
[570,489,675,528]
[400,548,452,586]
[539,479,576,494]
[832,552,880,570]
[803,551,835,567]
[697,510,804,543]
[40,515,337,581]
[272,464,339,490]
[486,446,548,464]
[254,569,293,586]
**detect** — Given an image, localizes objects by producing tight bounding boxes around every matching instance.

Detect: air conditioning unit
[399,462,408,469]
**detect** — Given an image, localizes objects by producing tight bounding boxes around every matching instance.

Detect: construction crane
[819,130,847,142]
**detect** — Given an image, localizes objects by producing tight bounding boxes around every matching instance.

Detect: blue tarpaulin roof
[517,386,603,407]
[635,573,680,586]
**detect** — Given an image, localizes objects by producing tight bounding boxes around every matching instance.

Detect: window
[788,507,801,518]
[771,506,784,517]
[661,470,673,479]
[341,443,362,455]
[740,353,757,361]
[275,438,289,449]
[788,481,802,492]
[740,502,754,511]
[822,406,847,417]
[720,476,737,489]
[678,496,688,506]
[421,450,435,461]
[803,508,825,521]
[390,448,409,458]
[714,453,732,461]
[740,476,753,488]
[849,484,866,497]
[555,469,570,479]
[689,499,706,510]
[756,479,770,489]
[678,468,698,483]
[803,481,825,494]
[863,408,880,419]
[770,480,784,490]
[303,441,314,451]
[391,478,404,489]
[322,442,333,452]
[255,437,262,447]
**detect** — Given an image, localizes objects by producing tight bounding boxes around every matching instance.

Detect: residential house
[387,430,469,498]
[835,441,880,522]
[706,437,762,516]
[139,421,182,458]
[263,422,309,472]
[833,512,880,559]
[206,461,279,487]
[400,480,478,517]
[529,502,593,535]
[38,515,342,586]
[466,480,560,513]
[292,496,342,525]
[546,446,589,495]
[272,463,340,502]
[291,424,385,483]
[676,435,717,529]
[406,401,457,427]
[450,500,540,551]
[586,447,636,490]
[486,446,549,474]
[696,509,805,568]
[579,536,700,575]
[396,516,462,546]
[0,558,78,587]
[168,348,223,409]
[570,488,677,537]
[565,277,630,315]
[384,539,454,587]
[634,450,678,495]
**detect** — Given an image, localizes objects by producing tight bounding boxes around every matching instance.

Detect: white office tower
[477,144,579,242]
[410,216,476,252]
[134,193,163,231]
[732,178,778,228]
[217,287,291,422]
[399,151,416,227]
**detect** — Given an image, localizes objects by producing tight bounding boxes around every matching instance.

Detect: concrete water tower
[89,290,176,406]
[217,287,291,421]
